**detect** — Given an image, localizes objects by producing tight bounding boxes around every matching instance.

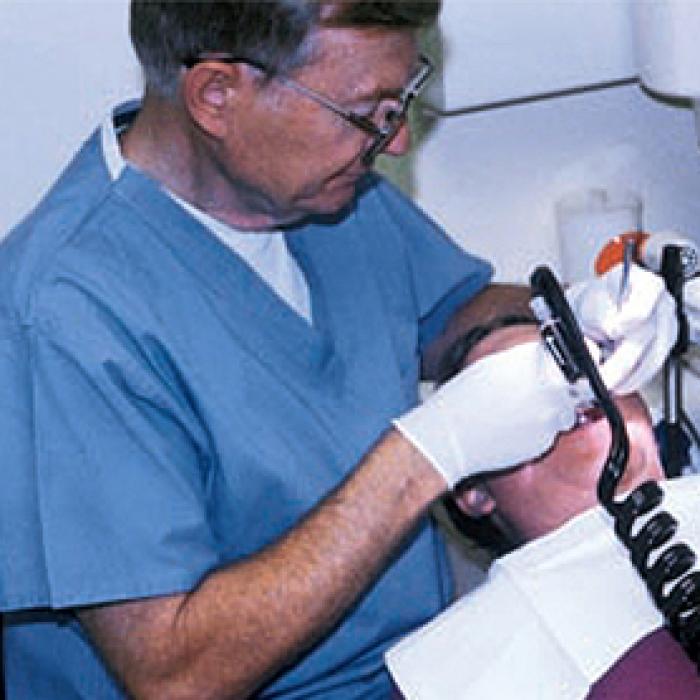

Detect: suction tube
[529,266,629,510]
[530,265,700,667]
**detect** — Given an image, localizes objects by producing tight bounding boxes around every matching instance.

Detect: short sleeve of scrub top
[27,279,221,607]
[356,176,493,350]
[348,175,493,351]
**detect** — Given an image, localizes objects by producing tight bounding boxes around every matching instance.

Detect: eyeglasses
[184,53,434,166]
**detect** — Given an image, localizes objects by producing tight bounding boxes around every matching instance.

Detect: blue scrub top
[0,107,492,698]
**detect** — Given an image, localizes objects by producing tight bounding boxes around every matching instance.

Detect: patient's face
[462,325,664,542]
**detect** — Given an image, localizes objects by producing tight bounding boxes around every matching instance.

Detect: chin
[297,188,359,221]
[321,180,360,207]
[277,174,364,226]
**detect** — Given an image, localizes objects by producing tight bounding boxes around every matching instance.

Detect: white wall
[413,83,700,284]
[430,0,636,110]
[0,0,140,236]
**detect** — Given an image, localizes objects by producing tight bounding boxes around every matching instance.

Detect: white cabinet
[430,0,637,111]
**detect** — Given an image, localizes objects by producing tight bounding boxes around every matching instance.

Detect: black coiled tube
[530,266,700,668]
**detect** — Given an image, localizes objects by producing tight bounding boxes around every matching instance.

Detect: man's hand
[76,430,446,700]
[567,264,678,394]
[394,339,579,488]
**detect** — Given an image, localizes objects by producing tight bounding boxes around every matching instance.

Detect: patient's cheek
[626,422,663,479]
[560,416,611,462]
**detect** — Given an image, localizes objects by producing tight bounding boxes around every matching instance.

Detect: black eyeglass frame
[183,53,434,165]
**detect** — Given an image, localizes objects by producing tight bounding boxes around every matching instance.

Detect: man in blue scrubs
[0,2,676,698]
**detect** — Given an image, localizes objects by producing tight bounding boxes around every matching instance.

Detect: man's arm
[421,283,533,381]
[78,430,446,700]
[76,283,594,700]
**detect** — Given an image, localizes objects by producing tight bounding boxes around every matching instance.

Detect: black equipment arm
[530,265,700,668]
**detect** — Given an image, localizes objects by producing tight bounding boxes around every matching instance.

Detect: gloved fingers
[689,322,700,346]
[597,296,677,393]
[680,276,700,344]
[568,264,668,342]
[393,339,581,487]
[504,342,579,440]
[604,265,668,337]
[549,394,579,434]
[597,324,653,394]
[684,276,700,316]
[565,278,609,344]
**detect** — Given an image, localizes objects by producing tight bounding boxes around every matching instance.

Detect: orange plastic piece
[594,231,650,276]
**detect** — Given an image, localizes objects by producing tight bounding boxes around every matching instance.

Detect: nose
[383,121,411,157]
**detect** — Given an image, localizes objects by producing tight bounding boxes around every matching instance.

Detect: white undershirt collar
[100,109,312,323]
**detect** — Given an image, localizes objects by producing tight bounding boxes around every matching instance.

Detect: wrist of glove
[566,264,677,394]
[393,340,580,489]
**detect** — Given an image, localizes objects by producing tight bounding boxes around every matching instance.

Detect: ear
[452,485,496,518]
[181,62,244,140]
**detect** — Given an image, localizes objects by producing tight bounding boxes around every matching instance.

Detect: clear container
[556,188,643,285]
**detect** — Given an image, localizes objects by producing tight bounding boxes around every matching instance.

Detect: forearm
[79,429,446,700]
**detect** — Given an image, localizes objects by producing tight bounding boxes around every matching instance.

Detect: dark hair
[130,1,440,98]
[435,314,538,385]
[437,315,538,558]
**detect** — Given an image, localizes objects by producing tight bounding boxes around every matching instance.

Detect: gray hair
[130,1,440,98]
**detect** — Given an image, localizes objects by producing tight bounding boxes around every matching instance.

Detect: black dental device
[530,265,700,668]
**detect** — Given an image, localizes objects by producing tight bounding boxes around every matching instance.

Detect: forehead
[297,27,418,96]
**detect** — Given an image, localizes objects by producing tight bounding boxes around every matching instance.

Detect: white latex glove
[683,276,700,345]
[393,340,580,488]
[566,264,677,394]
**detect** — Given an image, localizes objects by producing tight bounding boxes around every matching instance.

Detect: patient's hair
[130,0,441,98]
[438,315,538,557]
[435,314,538,385]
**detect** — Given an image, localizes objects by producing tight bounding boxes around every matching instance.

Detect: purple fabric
[391,679,405,699]
[389,628,700,700]
[389,628,700,699]
[588,627,700,699]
